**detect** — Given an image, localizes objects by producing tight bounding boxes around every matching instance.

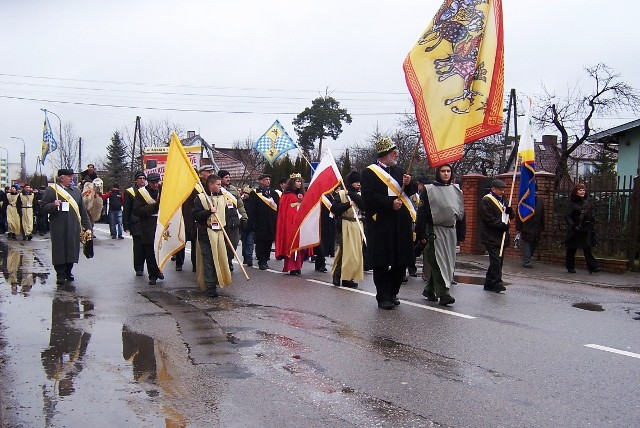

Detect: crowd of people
[1,140,602,309]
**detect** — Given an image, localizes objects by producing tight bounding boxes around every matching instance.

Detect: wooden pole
[499,155,520,257]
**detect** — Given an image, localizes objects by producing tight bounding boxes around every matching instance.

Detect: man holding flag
[361,137,417,310]
[515,99,544,268]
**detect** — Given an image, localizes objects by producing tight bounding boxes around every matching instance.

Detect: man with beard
[361,137,417,310]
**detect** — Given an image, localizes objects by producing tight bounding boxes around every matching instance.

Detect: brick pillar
[460,173,487,254]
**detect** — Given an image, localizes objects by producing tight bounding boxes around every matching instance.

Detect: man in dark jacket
[245,173,279,270]
[479,179,514,292]
[133,172,163,285]
[0,187,8,234]
[102,183,125,239]
[515,190,545,268]
[124,172,146,276]
[361,137,417,310]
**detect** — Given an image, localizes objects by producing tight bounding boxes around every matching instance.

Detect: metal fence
[552,175,640,269]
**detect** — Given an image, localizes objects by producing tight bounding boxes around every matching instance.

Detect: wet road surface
[1,226,639,427]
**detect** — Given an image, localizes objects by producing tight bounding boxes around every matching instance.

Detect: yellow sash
[256,191,277,212]
[50,184,82,225]
[484,193,505,212]
[138,187,156,205]
[366,164,417,221]
[221,187,238,207]
[126,187,136,197]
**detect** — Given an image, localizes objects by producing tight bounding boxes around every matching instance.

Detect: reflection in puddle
[122,326,189,427]
[0,241,50,293]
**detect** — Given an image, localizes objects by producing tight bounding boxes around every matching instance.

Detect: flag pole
[203,191,250,281]
[406,136,421,176]
[499,155,520,257]
[337,177,366,246]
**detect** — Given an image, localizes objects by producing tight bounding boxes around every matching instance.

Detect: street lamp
[0,146,8,189]
[10,136,26,181]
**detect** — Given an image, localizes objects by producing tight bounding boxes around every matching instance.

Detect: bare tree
[52,121,79,171]
[534,63,640,189]
[231,136,267,186]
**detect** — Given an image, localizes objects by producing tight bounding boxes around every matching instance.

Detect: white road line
[305,279,476,319]
[584,344,640,360]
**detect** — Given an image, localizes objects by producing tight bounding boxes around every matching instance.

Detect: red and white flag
[288,150,342,253]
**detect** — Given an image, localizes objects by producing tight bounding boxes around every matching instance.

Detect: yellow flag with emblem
[154,132,201,270]
[403,0,504,167]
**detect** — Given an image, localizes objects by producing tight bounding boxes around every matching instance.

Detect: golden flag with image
[154,132,201,270]
[403,0,504,167]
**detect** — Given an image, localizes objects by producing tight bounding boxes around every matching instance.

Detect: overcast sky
[1,0,639,175]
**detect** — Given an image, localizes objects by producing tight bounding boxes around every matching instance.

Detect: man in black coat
[0,187,8,234]
[479,179,514,292]
[245,173,279,270]
[133,172,163,285]
[515,191,544,268]
[361,137,417,310]
[124,171,147,276]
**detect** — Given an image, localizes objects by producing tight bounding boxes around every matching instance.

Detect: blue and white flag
[517,98,536,222]
[41,112,58,165]
[254,120,297,166]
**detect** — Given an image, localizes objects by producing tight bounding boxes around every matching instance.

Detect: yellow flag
[403,0,504,167]
[154,133,201,270]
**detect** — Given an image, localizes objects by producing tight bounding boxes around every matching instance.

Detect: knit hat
[375,137,397,158]
[134,171,146,179]
[217,169,230,178]
[346,171,361,184]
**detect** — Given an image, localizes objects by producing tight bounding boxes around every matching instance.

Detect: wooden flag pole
[406,136,421,176]
[338,178,366,246]
[499,155,520,257]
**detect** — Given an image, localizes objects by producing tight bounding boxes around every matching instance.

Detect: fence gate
[629,176,640,271]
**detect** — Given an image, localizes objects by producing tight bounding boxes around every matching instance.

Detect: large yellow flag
[403,0,504,167]
[154,133,201,270]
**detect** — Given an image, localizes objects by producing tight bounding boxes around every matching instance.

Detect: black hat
[57,168,74,177]
[147,173,161,182]
[217,169,230,178]
[491,179,507,188]
[278,176,288,185]
[39,185,46,190]
[134,171,146,179]
[198,164,214,173]
[258,173,271,180]
[346,171,361,184]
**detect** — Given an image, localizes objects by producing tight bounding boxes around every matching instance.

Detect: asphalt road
[1,225,639,427]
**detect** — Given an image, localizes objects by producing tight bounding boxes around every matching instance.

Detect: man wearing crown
[361,137,417,310]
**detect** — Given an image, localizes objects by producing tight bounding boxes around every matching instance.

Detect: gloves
[240,218,247,230]
[500,222,510,232]
[505,206,514,216]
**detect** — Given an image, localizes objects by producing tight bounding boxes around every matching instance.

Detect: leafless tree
[533,63,640,189]
[50,121,78,171]
[231,136,267,186]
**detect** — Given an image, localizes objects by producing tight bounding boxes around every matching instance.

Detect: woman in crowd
[275,173,305,275]
[564,183,600,274]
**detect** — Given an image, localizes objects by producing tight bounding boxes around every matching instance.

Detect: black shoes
[422,290,438,302]
[66,274,75,282]
[56,277,66,285]
[392,296,401,306]
[439,295,455,306]
[135,270,143,276]
[589,267,601,274]
[27,235,32,241]
[157,272,164,280]
[567,269,577,273]
[401,276,409,283]
[207,288,219,298]
[484,284,506,293]
[289,270,301,275]
[315,266,328,273]
[378,301,395,310]
[341,280,358,288]
[149,278,157,285]
[258,264,268,270]
[522,263,533,268]
[176,265,183,272]
[118,236,124,239]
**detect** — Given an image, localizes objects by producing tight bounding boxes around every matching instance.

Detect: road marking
[305,279,476,319]
[584,344,640,359]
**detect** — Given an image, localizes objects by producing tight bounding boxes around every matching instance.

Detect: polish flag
[289,150,342,253]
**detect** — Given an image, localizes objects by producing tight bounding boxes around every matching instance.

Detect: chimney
[541,135,557,147]
[187,131,196,139]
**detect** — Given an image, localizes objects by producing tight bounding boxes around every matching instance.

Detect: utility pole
[78,137,82,173]
[131,116,142,174]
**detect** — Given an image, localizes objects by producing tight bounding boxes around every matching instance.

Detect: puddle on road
[0,240,51,294]
[572,302,605,312]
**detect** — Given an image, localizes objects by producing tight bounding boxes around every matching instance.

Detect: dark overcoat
[133,186,160,245]
[479,192,512,248]
[361,164,417,267]
[516,195,545,242]
[564,194,595,248]
[123,185,142,236]
[245,187,279,241]
[41,185,91,265]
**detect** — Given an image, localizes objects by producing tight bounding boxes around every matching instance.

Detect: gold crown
[375,137,397,156]
[290,173,302,179]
